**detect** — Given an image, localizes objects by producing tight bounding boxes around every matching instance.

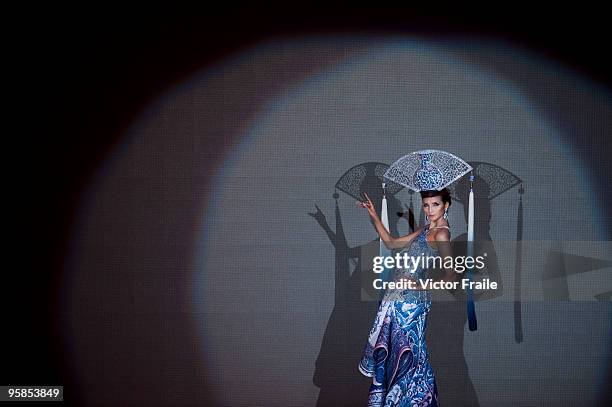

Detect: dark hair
[420,188,452,207]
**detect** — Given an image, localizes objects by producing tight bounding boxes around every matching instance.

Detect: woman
[357,188,456,406]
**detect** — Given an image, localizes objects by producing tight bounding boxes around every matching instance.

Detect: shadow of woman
[310,170,404,406]
[426,176,505,407]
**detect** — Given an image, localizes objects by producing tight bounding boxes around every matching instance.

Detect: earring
[443,209,448,220]
[425,215,429,222]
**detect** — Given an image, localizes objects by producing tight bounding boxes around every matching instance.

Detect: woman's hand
[357,192,378,220]
[357,192,405,249]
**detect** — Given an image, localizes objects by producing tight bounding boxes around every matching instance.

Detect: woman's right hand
[357,192,378,220]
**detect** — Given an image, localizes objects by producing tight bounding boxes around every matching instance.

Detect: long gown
[359,225,440,406]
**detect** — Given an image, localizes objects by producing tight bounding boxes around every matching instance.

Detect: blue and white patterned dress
[359,225,440,406]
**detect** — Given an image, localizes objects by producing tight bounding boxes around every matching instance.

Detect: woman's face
[422,196,449,222]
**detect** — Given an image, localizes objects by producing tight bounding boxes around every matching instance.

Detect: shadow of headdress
[448,161,524,341]
[335,162,404,235]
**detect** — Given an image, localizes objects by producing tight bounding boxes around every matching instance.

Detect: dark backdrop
[8,10,612,406]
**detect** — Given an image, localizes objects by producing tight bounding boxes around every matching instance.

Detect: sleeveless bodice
[386,225,440,303]
[395,225,439,279]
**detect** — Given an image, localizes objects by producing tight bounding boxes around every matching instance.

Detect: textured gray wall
[61,37,611,406]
